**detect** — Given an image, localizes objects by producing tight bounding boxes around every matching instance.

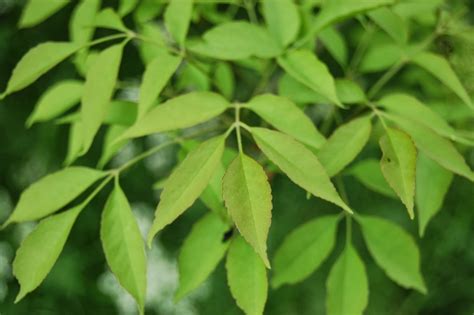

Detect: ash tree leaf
[137,22,169,64]
[65,122,84,166]
[251,128,352,214]
[379,127,417,219]
[175,212,230,301]
[95,8,130,32]
[97,125,128,169]
[2,42,81,97]
[262,0,300,47]
[359,42,402,73]
[27,80,83,127]
[164,0,193,47]
[19,0,69,29]
[138,51,182,119]
[416,153,453,237]
[69,0,101,76]
[187,21,281,60]
[226,236,268,315]
[347,159,396,198]
[335,79,367,104]
[222,153,273,268]
[318,116,372,177]
[319,27,348,67]
[326,244,368,315]
[277,49,342,107]
[385,113,474,181]
[3,167,105,226]
[80,43,124,155]
[412,51,473,110]
[120,92,229,141]
[368,7,408,44]
[101,181,147,314]
[244,94,326,150]
[119,0,139,17]
[147,136,226,246]
[214,62,235,100]
[12,205,82,303]
[358,215,427,294]
[272,215,339,288]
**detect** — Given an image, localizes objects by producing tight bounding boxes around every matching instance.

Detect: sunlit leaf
[222,153,272,268]
[119,0,138,16]
[358,215,427,293]
[251,128,352,213]
[272,215,339,288]
[262,0,300,47]
[164,0,193,47]
[19,0,68,28]
[95,8,129,32]
[226,236,268,315]
[319,27,348,67]
[368,7,407,44]
[347,159,396,198]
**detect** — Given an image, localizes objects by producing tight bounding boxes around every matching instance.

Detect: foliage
[0,0,474,314]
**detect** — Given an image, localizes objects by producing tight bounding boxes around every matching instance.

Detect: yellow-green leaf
[277,49,342,107]
[176,212,230,300]
[147,136,225,245]
[12,205,82,303]
[262,0,300,47]
[251,128,352,214]
[244,94,326,150]
[326,244,368,315]
[368,7,407,44]
[80,43,124,155]
[379,127,417,219]
[347,159,396,198]
[138,51,182,119]
[416,153,453,237]
[27,80,83,126]
[164,0,193,47]
[95,8,130,32]
[226,236,268,315]
[272,215,339,288]
[19,0,68,28]
[358,215,427,293]
[119,0,138,16]
[101,181,147,313]
[2,42,80,97]
[3,167,105,226]
[120,91,229,141]
[318,116,372,177]
[222,153,272,268]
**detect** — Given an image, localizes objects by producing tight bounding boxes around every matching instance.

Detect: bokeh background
[1,1,474,314]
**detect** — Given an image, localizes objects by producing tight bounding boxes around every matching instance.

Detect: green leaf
[138,51,182,119]
[175,212,230,300]
[12,205,82,303]
[97,125,128,169]
[3,167,105,226]
[319,27,348,67]
[318,116,372,177]
[69,0,101,76]
[379,127,417,219]
[277,49,342,107]
[137,22,168,64]
[385,113,474,181]
[336,79,367,104]
[272,215,339,288]
[2,42,80,97]
[95,8,130,32]
[101,181,147,313]
[80,43,124,155]
[226,236,268,315]
[119,0,139,16]
[368,7,407,44]
[347,159,396,198]
[64,122,84,166]
[326,244,368,315]
[244,94,326,150]
[262,0,300,47]
[214,62,235,100]
[120,92,229,141]
[147,136,225,245]
[19,0,68,28]
[187,21,281,60]
[222,153,272,268]
[358,215,427,293]
[416,153,453,237]
[309,0,394,35]
[164,0,193,47]
[412,51,473,110]
[251,128,352,213]
[377,93,468,144]
[27,80,83,126]
[359,42,402,73]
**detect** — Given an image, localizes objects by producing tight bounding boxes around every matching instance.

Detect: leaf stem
[235,103,244,153]
[244,0,258,24]
[367,60,406,100]
[81,174,114,206]
[84,33,130,50]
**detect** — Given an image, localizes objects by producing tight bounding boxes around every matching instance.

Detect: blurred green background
[1,1,474,314]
